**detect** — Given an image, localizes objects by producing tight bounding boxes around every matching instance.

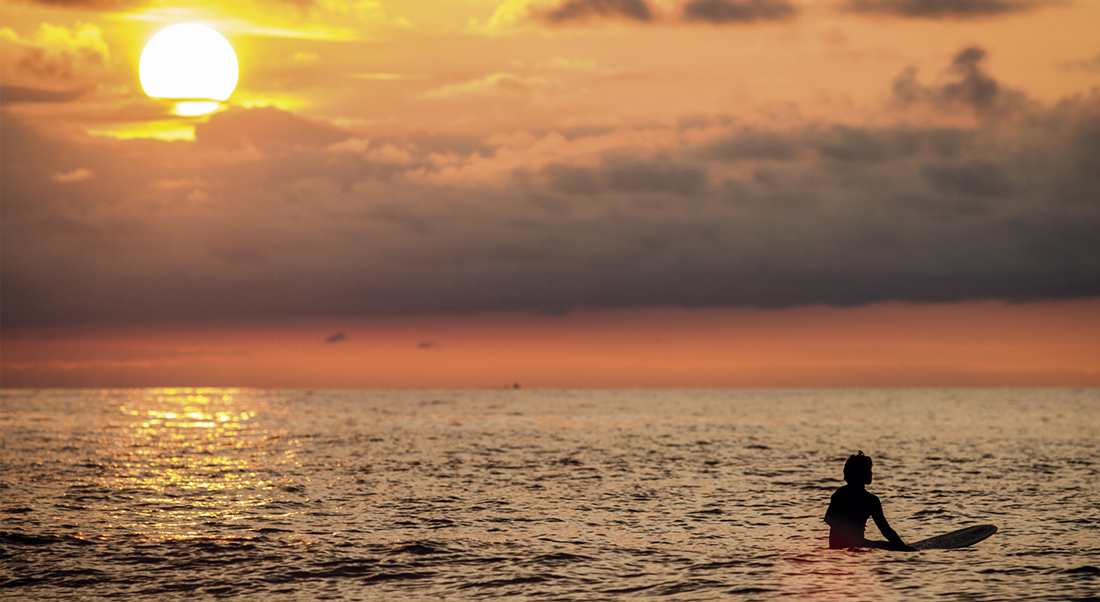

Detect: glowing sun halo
[140,24,238,115]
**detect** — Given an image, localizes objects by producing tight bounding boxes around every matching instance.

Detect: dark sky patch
[536,0,655,24]
[681,0,798,23]
[844,0,1048,19]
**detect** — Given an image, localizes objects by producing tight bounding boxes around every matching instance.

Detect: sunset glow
[3,300,1098,389]
[2,0,1098,388]
[139,24,238,102]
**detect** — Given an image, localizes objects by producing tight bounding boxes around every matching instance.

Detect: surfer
[825,451,915,551]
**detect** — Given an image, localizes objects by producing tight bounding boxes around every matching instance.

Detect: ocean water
[1,388,1097,601]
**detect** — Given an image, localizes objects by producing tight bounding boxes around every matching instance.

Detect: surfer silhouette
[824,451,915,551]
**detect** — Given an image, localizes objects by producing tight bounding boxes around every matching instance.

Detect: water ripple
[1,388,1097,600]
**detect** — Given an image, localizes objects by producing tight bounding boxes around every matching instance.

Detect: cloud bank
[2,47,1098,327]
[510,0,1050,28]
[844,0,1052,19]
[681,0,798,24]
[536,0,655,24]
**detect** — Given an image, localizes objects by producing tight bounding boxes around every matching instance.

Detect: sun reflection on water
[101,387,300,540]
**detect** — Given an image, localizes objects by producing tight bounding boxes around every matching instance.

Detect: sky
[1,0,1098,388]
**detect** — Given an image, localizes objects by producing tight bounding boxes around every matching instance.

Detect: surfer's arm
[872,509,915,551]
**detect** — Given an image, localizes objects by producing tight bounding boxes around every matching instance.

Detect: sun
[139,24,238,115]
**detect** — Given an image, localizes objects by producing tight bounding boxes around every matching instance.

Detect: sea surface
[1,388,1097,601]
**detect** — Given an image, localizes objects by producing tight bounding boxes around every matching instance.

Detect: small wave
[267,564,379,582]
[389,541,450,555]
[457,574,556,589]
[728,586,775,594]
[362,571,435,584]
[528,552,594,564]
[1061,566,1100,574]
[0,531,97,547]
[650,578,725,596]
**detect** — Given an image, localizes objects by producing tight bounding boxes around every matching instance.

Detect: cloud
[890,45,1030,118]
[921,161,1012,197]
[844,0,1051,19]
[503,0,799,27]
[701,128,801,160]
[51,167,94,182]
[942,47,1001,111]
[195,106,354,150]
[541,157,708,196]
[1,23,110,82]
[326,332,347,343]
[1062,52,1100,73]
[681,0,798,23]
[535,0,655,24]
[421,73,558,99]
[0,85,85,103]
[2,51,1099,328]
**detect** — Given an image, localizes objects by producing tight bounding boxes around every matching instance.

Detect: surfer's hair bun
[844,450,873,484]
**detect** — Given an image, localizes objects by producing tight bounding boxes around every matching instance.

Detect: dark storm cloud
[3,53,1099,328]
[681,0,798,24]
[536,0,654,24]
[844,0,1050,19]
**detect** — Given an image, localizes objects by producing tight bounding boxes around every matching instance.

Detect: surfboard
[910,524,997,550]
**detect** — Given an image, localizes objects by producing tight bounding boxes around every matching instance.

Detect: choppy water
[1,388,1097,601]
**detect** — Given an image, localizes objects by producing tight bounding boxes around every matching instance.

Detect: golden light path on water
[105,388,298,541]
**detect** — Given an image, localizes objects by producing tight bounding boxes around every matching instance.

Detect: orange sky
[4,299,1098,388]
[2,0,1099,388]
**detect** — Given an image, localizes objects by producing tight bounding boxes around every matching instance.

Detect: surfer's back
[824,450,913,551]
[825,484,881,548]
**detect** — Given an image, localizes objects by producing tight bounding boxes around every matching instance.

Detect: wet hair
[843,450,873,484]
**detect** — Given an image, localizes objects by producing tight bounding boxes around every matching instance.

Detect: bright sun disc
[140,24,238,102]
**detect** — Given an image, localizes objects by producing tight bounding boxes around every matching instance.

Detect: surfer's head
[843,450,873,485]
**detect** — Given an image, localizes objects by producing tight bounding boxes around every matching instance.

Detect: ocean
[1,388,1097,601]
